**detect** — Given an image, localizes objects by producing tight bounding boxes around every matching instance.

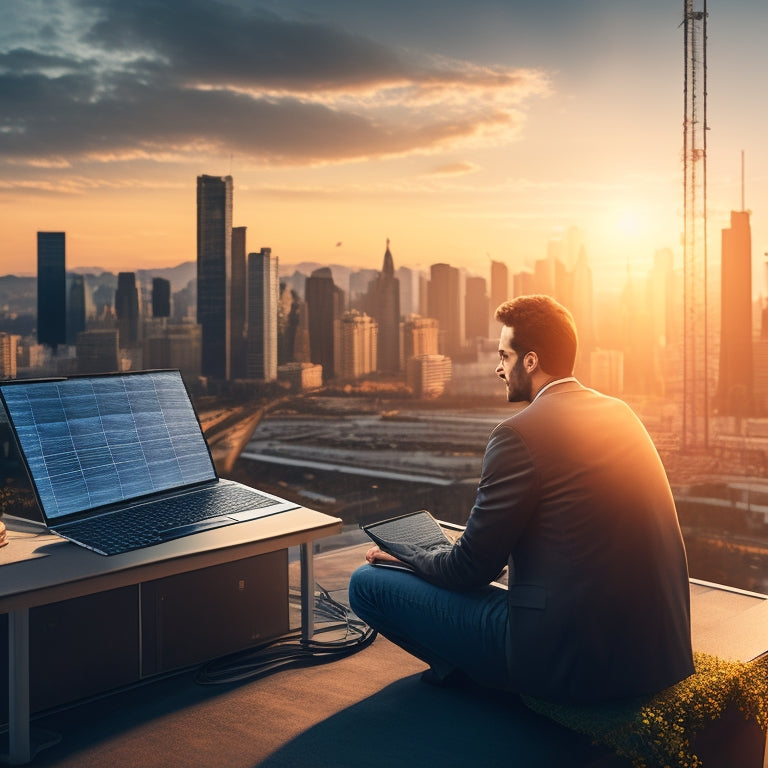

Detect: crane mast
[682,0,709,449]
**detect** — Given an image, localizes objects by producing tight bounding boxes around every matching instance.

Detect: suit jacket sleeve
[384,424,538,588]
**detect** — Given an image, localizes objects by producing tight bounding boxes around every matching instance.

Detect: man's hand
[365,545,402,565]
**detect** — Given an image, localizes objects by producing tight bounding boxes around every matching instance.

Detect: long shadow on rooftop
[258,673,612,768]
[21,635,629,768]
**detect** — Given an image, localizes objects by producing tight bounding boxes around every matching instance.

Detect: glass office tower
[115,272,140,347]
[197,174,233,381]
[368,240,400,372]
[66,274,86,346]
[37,231,67,349]
[306,267,344,382]
[246,247,278,381]
[152,277,171,318]
[230,226,248,379]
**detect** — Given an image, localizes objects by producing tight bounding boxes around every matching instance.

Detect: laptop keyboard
[56,484,281,555]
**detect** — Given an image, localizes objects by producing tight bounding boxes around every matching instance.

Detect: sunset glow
[1,0,766,294]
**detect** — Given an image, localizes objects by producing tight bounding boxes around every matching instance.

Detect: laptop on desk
[0,369,298,556]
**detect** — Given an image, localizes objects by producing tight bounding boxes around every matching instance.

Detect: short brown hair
[494,295,577,377]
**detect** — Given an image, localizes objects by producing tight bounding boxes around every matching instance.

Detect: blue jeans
[348,564,511,688]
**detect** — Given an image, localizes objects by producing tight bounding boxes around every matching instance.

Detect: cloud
[80,0,411,92]
[0,173,186,196]
[0,48,94,74]
[427,161,480,177]
[0,0,550,168]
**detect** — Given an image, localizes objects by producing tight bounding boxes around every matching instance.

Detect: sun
[614,208,645,238]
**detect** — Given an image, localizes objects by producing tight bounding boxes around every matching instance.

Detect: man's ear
[524,351,538,373]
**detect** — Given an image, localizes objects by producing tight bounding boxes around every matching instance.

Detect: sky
[1,0,766,295]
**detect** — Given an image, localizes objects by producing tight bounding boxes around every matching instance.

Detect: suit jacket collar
[531,376,580,403]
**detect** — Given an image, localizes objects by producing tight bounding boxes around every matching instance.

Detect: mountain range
[0,261,366,320]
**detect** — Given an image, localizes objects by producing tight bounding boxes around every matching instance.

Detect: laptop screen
[0,370,216,521]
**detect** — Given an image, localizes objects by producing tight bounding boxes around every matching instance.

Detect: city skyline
[2,1,766,296]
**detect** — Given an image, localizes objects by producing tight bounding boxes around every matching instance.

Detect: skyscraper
[401,315,439,368]
[230,225,247,378]
[246,248,278,381]
[645,248,675,396]
[340,311,377,379]
[620,270,654,395]
[37,232,66,349]
[533,256,556,297]
[144,325,202,382]
[396,266,417,316]
[513,270,536,297]
[490,260,508,315]
[571,247,595,382]
[368,240,400,372]
[306,267,344,382]
[197,174,233,381]
[278,283,309,365]
[464,275,489,342]
[428,263,462,355]
[76,329,119,373]
[349,269,379,310]
[115,272,140,347]
[716,210,753,415]
[67,274,86,345]
[152,277,171,318]
[0,333,18,379]
[406,354,452,398]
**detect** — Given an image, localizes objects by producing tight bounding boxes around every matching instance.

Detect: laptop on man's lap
[0,370,298,556]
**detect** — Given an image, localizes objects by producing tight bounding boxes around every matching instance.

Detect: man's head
[494,295,578,402]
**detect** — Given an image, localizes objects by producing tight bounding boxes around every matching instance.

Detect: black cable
[194,583,377,685]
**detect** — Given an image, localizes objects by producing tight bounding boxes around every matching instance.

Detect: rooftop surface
[5,525,768,767]
[9,534,624,768]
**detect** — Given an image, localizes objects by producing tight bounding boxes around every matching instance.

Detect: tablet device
[360,510,453,553]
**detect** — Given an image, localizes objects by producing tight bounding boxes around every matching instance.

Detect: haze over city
[2,0,766,294]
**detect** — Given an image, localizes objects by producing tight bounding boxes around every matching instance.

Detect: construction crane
[682,0,709,449]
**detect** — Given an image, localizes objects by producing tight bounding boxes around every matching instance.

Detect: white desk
[0,507,342,765]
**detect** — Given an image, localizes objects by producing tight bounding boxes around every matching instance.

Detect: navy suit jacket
[393,380,694,703]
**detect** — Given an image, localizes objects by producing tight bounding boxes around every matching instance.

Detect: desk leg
[8,608,30,765]
[300,542,314,646]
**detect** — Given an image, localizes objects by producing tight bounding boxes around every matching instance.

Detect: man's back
[500,381,694,701]
[350,295,696,708]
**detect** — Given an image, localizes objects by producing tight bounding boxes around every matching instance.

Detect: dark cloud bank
[0,0,545,166]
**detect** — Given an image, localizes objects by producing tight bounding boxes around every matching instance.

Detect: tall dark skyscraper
[246,248,278,381]
[197,174,233,381]
[115,272,140,347]
[716,209,753,415]
[37,231,67,348]
[368,240,400,372]
[230,225,247,378]
[152,277,171,318]
[66,274,86,345]
[306,267,344,382]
